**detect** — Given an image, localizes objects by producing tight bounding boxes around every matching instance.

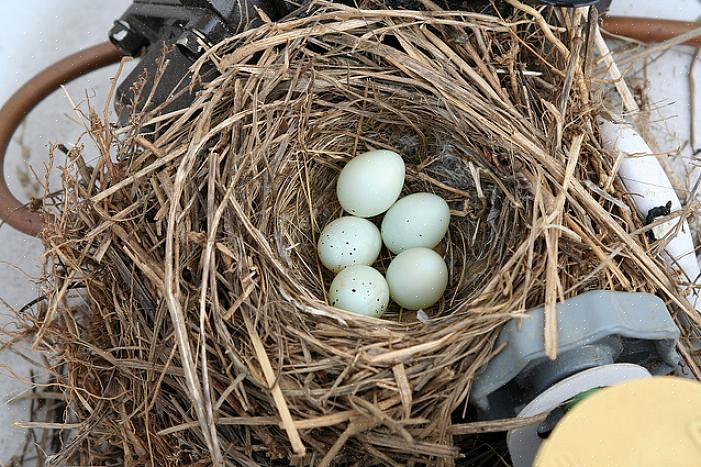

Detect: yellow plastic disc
[534,376,701,467]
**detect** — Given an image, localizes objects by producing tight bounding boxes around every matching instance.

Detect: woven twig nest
[29,2,696,466]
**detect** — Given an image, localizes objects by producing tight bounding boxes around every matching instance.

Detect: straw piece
[506,0,570,59]
[544,134,583,359]
[243,312,306,457]
[393,363,413,420]
[451,412,548,435]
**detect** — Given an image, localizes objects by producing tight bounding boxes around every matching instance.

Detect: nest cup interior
[271,88,526,320]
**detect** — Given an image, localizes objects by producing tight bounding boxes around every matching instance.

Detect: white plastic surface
[599,120,701,311]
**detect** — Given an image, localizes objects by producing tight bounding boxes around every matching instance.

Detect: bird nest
[24,1,697,466]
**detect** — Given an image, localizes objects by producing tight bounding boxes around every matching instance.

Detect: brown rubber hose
[0,42,122,236]
[603,16,701,48]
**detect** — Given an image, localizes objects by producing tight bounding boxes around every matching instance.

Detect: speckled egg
[328,265,390,317]
[317,216,382,273]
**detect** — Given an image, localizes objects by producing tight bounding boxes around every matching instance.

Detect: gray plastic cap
[470,290,679,417]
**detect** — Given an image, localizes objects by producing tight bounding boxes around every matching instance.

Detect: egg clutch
[318,149,450,318]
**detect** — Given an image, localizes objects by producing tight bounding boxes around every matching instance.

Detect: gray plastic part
[526,339,619,393]
[470,290,680,418]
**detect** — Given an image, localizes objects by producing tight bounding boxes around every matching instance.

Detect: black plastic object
[110,0,293,124]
